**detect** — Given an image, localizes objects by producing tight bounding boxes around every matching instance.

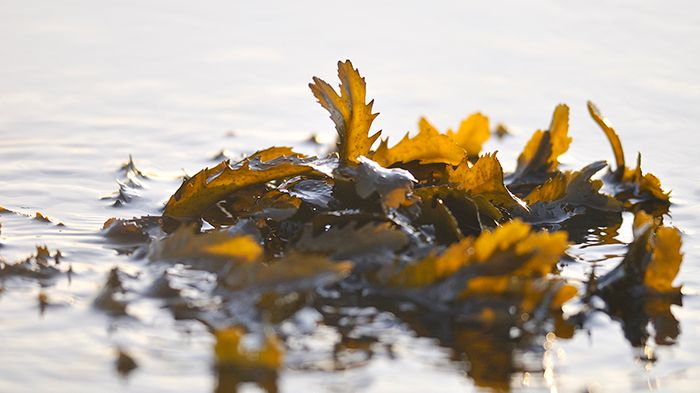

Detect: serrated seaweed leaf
[626,153,670,203]
[0,246,63,280]
[371,118,465,167]
[295,222,408,260]
[380,219,568,288]
[447,153,524,209]
[164,147,321,220]
[203,188,302,227]
[148,225,263,264]
[445,112,491,158]
[412,186,500,243]
[508,104,572,190]
[309,60,380,164]
[221,252,351,291]
[522,161,622,224]
[472,219,569,277]
[412,188,470,243]
[378,236,475,288]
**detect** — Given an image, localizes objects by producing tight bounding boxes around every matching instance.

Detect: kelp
[95,60,686,391]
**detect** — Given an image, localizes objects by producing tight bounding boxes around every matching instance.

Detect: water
[1,1,699,391]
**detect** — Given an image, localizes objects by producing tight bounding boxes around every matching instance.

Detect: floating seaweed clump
[0,246,64,281]
[99,60,683,391]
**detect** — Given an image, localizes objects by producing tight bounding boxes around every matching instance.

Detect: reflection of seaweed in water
[407,312,519,390]
[453,328,516,391]
[311,287,573,392]
[605,294,681,348]
[215,367,278,393]
[592,211,683,350]
[555,211,623,246]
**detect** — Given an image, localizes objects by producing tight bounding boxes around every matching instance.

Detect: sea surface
[1,1,699,392]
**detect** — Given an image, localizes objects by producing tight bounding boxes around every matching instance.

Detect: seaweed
[93,60,685,391]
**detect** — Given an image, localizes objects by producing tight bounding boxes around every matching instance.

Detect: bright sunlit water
[1,1,699,392]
